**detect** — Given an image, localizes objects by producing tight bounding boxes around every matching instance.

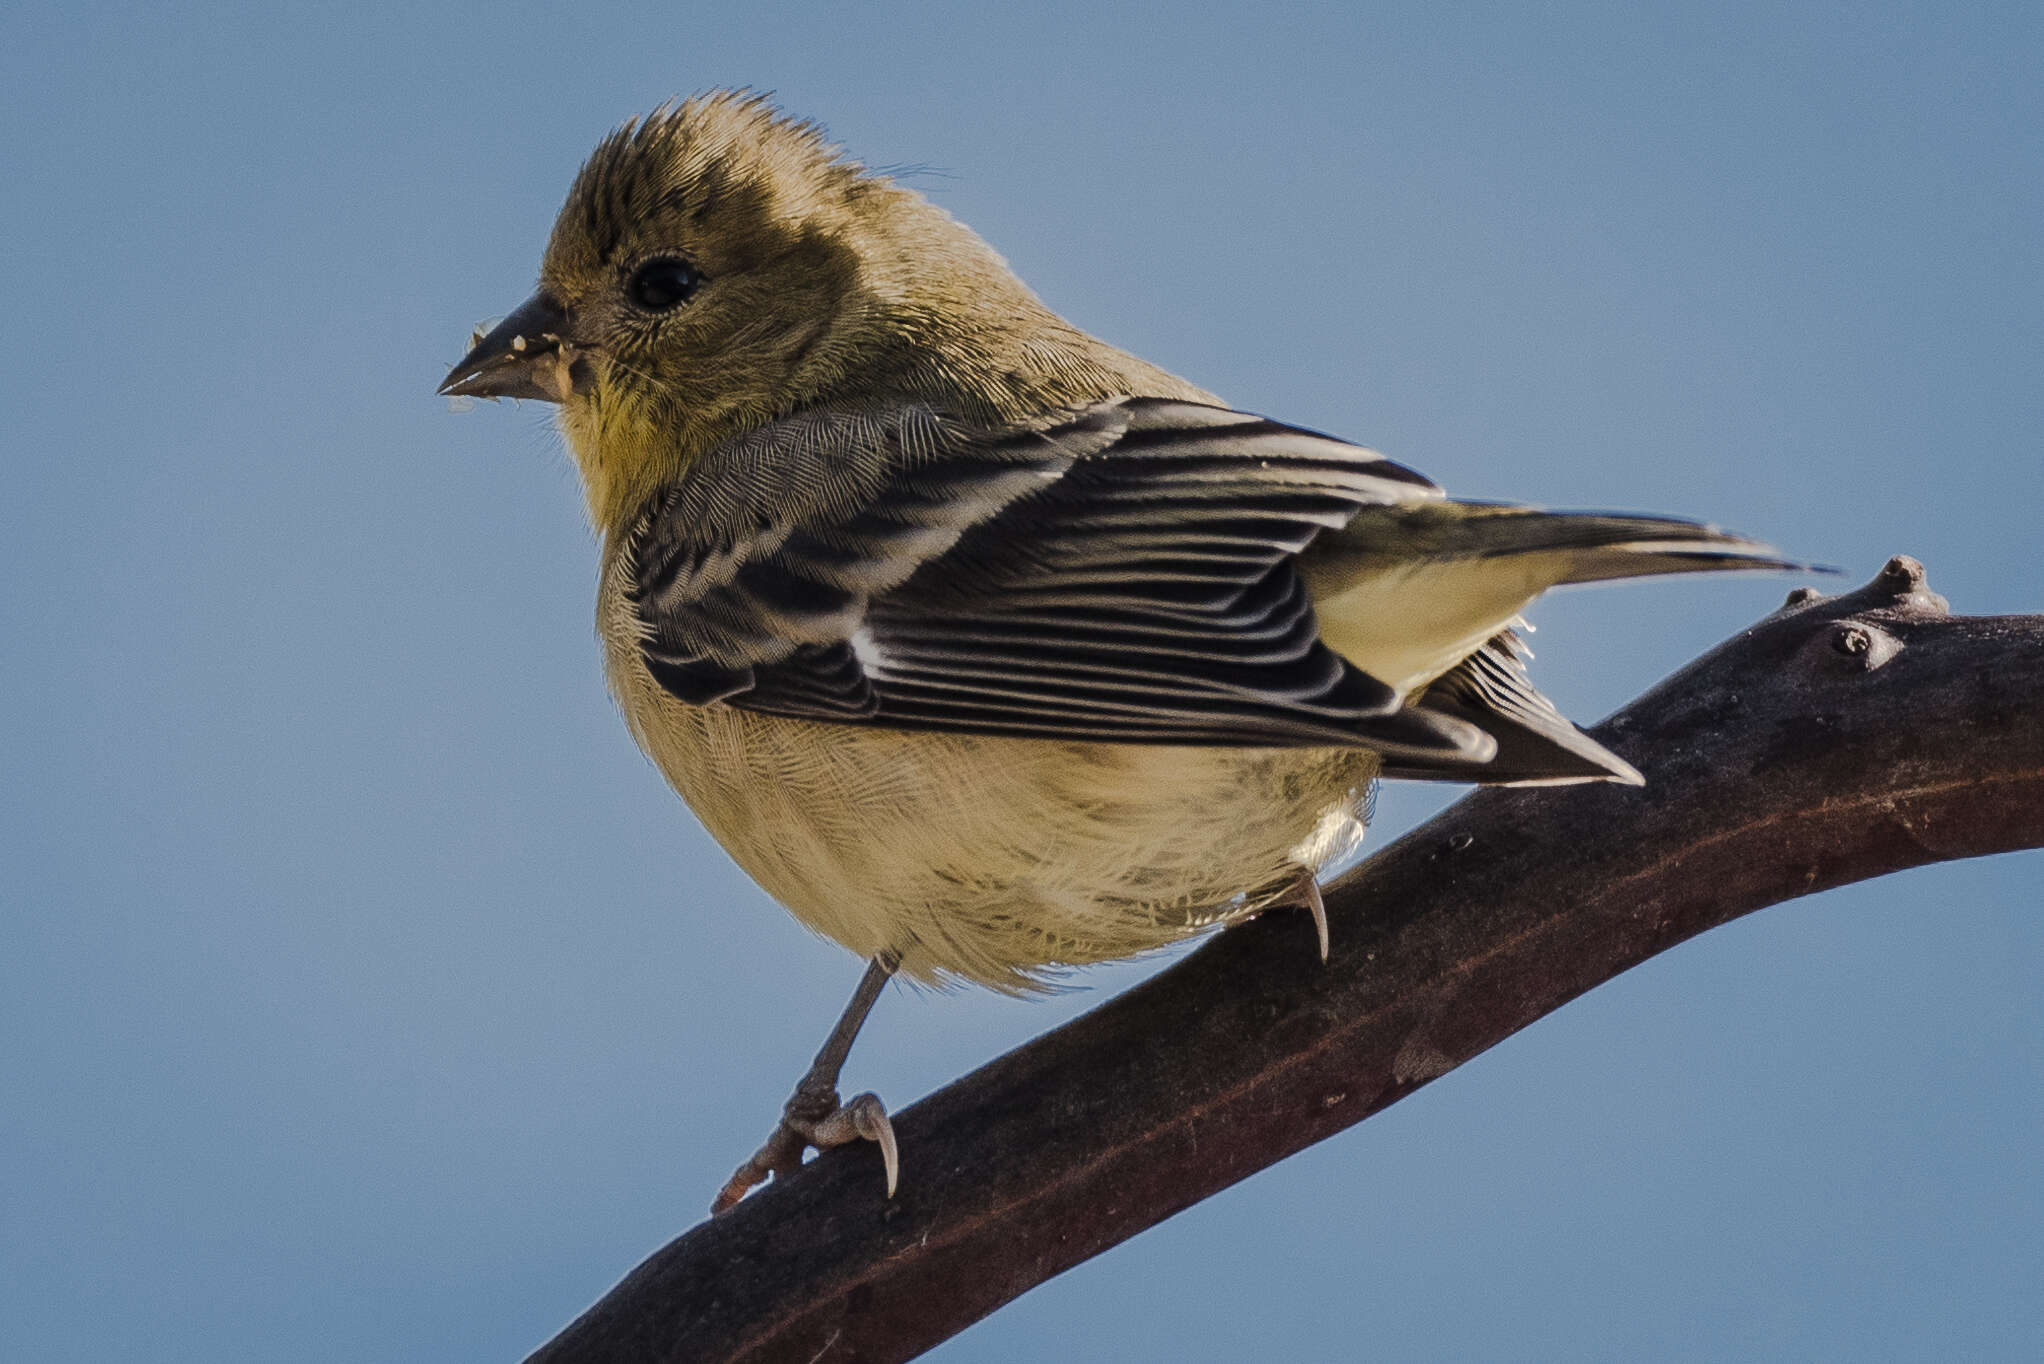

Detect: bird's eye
[627,257,703,311]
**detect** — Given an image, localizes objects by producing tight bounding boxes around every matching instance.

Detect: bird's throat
[558,402,691,534]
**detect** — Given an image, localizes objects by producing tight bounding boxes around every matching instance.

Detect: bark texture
[527,558,2044,1364]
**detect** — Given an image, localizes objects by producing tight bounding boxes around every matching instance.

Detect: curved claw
[850,1093,899,1198]
[710,1090,900,1215]
[811,1091,899,1199]
[1259,865,1330,963]
[1298,876,1330,964]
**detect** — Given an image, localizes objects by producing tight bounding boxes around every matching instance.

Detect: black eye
[627,257,702,311]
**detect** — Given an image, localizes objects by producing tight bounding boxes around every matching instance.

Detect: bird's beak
[437,292,585,402]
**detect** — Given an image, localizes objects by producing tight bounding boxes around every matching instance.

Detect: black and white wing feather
[625,397,1489,759]
[1380,632,1645,785]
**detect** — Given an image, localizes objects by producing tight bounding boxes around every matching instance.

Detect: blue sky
[3,3,2039,1360]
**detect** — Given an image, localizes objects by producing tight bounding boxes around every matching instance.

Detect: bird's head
[439,91,1057,530]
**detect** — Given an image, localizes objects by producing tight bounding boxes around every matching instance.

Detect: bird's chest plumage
[598,567,1376,991]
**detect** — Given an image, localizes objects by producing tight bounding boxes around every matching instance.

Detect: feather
[626,397,1488,758]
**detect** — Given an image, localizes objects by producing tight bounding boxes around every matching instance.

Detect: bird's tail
[1311,501,1806,585]
[1302,501,1810,785]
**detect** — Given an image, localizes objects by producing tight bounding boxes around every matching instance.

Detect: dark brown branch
[527,558,2044,1364]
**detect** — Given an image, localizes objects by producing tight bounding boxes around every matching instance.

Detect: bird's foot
[1268,865,1330,963]
[711,1079,898,1215]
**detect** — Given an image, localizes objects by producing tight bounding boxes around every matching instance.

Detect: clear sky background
[4,3,2039,1360]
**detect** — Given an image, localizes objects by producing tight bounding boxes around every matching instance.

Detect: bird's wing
[1382,632,1645,785]
[625,397,1490,758]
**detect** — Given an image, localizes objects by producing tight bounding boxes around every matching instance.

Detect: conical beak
[438,292,580,402]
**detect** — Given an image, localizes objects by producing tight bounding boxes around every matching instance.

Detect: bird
[439,91,1799,1214]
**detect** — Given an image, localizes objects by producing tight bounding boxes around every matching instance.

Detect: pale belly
[602,597,1377,991]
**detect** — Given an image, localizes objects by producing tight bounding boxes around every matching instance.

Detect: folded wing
[625,397,1487,760]
[625,397,1799,782]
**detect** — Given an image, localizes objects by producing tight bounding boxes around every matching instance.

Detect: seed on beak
[530,340,582,403]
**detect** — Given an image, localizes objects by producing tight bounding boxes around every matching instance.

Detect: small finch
[440,92,1798,1212]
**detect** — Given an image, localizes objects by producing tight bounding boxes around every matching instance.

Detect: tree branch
[526,557,2044,1364]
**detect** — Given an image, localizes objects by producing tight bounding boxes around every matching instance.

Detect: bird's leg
[1264,864,1330,963]
[711,952,900,1214]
